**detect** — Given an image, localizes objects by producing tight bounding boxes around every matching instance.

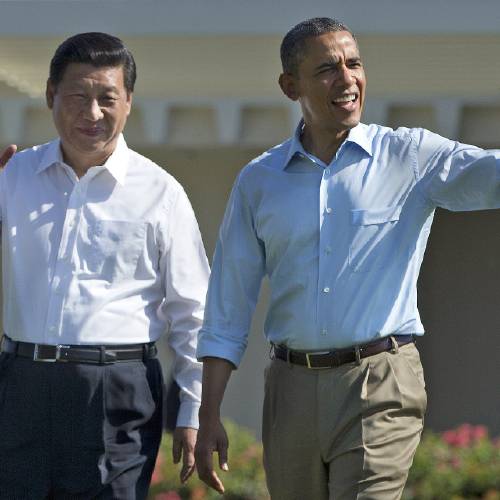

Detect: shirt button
[321,328,328,336]
[323,287,330,293]
[325,246,332,254]
[49,326,56,332]
[326,207,332,214]
[325,168,330,175]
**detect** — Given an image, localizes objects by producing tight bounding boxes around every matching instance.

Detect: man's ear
[125,91,133,116]
[278,73,300,101]
[46,79,55,109]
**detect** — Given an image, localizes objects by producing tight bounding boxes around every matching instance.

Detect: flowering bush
[403,424,500,500]
[148,422,499,499]
[148,419,269,500]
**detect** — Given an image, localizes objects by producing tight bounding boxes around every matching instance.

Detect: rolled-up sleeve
[197,174,266,368]
[159,185,210,428]
[414,128,500,210]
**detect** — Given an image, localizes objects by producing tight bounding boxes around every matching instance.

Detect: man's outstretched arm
[195,357,234,494]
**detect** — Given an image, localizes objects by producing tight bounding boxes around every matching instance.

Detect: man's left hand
[172,426,198,483]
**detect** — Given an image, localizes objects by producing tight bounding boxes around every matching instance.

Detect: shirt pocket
[83,220,146,283]
[348,205,401,273]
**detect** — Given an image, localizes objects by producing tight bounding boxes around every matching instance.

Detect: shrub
[148,420,269,500]
[403,424,500,500]
[149,421,499,499]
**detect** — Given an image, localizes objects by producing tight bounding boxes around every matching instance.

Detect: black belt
[272,334,415,369]
[0,336,157,364]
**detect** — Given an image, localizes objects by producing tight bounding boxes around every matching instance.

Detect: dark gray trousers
[0,352,163,499]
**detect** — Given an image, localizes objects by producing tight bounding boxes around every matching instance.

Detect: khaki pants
[262,342,426,500]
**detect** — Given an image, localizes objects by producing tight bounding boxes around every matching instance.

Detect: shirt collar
[283,120,373,169]
[344,123,373,157]
[36,134,129,186]
[37,138,64,174]
[102,135,129,185]
[283,119,308,167]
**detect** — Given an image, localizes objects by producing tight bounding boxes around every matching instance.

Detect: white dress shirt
[0,135,209,428]
[198,122,500,367]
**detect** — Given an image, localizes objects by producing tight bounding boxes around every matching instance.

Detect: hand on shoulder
[0,145,17,169]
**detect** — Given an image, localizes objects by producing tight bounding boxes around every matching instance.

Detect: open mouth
[331,94,358,110]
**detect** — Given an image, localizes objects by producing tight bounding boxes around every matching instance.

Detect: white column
[362,99,389,126]
[215,100,241,145]
[434,99,461,140]
[140,99,169,144]
[0,100,27,144]
[287,102,302,134]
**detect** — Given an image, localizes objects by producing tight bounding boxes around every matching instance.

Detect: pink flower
[471,425,488,442]
[442,429,458,446]
[151,452,165,485]
[441,424,490,448]
[150,466,164,485]
[454,424,472,448]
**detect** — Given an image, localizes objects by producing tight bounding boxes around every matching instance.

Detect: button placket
[44,181,86,339]
[317,163,338,337]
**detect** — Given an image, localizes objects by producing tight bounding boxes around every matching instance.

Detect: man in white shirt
[0,32,209,499]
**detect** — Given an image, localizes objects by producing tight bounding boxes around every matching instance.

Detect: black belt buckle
[33,344,70,362]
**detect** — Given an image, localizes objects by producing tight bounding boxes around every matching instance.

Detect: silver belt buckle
[33,344,68,362]
[305,350,332,369]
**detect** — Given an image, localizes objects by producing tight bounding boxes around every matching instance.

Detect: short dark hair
[280,17,355,75]
[49,32,136,93]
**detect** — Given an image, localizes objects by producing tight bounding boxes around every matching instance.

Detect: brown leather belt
[272,334,415,369]
[0,335,157,364]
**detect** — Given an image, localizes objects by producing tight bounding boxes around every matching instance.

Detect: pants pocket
[100,360,163,486]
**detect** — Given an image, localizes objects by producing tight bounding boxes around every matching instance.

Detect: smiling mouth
[332,94,358,105]
[77,127,104,137]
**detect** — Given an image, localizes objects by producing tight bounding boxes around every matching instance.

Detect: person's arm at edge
[0,145,17,169]
[195,356,234,494]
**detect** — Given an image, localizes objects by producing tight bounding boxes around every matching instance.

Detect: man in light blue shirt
[194,17,500,499]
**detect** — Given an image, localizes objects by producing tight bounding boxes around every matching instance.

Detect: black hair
[280,17,355,75]
[49,32,136,93]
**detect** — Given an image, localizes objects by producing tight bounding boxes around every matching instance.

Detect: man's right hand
[195,417,229,494]
[0,145,17,169]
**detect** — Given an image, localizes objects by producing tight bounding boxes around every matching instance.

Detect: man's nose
[337,64,355,87]
[83,99,104,121]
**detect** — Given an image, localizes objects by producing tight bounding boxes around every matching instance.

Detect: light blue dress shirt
[197,122,500,367]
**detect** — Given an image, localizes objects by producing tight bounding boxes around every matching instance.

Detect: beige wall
[418,208,500,435]
[2,34,500,99]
